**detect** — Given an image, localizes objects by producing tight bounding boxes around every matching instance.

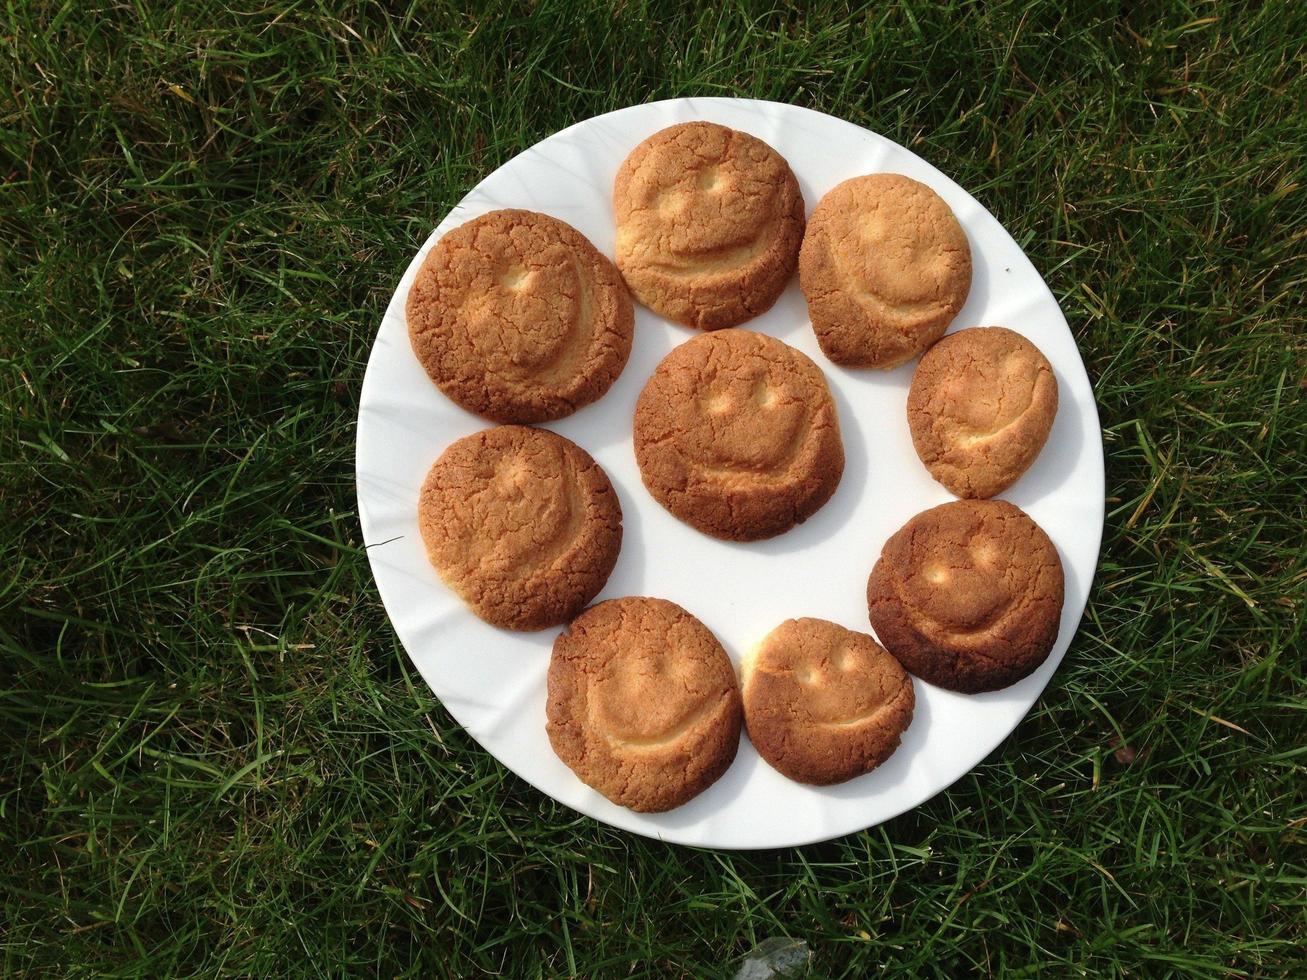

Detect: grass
[2,1,1304,976]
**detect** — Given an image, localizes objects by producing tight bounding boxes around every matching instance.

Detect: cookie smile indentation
[605,700,717,750]
[956,387,1037,446]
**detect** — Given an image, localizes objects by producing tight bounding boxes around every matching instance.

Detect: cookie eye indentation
[704,391,733,415]
[499,266,530,291]
[794,663,817,686]
[656,188,688,220]
[697,166,723,192]
[860,212,890,244]
[495,455,530,492]
[924,564,949,585]
[837,650,857,672]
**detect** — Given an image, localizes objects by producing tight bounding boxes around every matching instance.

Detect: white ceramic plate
[356,98,1104,849]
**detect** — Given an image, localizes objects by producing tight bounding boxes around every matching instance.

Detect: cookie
[613,122,804,330]
[546,597,743,812]
[406,209,634,423]
[908,327,1058,498]
[867,500,1064,693]
[633,329,844,541]
[418,425,621,631]
[799,174,971,368]
[740,618,914,786]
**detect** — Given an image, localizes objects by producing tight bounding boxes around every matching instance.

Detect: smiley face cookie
[741,618,914,785]
[867,500,1064,693]
[908,327,1058,498]
[546,597,743,812]
[613,122,805,330]
[633,329,844,541]
[407,209,634,423]
[419,425,622,630]
[799,174,971,368]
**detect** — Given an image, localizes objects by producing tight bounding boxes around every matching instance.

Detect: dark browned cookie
[418,425,621,630]
[613,122,804,330]
[867,500,1064,693]
[799,174,971,367]
[741,618,914,786]
[908,327,1058,498]
[546,597,743,812]
[633,329,844,541]
[407,209,633,423]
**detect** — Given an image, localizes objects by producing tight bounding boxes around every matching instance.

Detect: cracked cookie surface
[908,327,1058,498]
[867,500,1064,693]
[546,597,742,812]
[418,425,622,630]
[800,174,971,367]
[406,209,633,422]
[741,618,914,786]
[613,122,804,330]
[633,329,844,541]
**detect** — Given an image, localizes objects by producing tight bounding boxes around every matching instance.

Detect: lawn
[3,2,1304,976]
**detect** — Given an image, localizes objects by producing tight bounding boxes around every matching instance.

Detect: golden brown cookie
[546,597,743,812]
[613,122,805,330]
[740,618,914,786]
[908,327,1058,498]
[867,500,1064,693]
[633,329,844,541]
[418,425,621,630]
[407,209,633,423]
[799,174,971,368]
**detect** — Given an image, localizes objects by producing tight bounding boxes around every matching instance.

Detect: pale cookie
[633,329,844,541]
[407,209,633,423]
[546,597,743,812]
[613,122,804,330]
[800,174,971,367]
[867,500,1064,693]
[908,327,1058,498]
[741,618,914,786]
[418,426,621,631]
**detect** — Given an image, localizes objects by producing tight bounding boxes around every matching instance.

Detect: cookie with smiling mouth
[908,326,1058,498]
[406,209,633,423]
[741,618,915,786]
[546,597,743,812]
[613,122,805,330]
[800,173,972,368]
[418,425,621,631]
[633,329,845,541]
[868,500,1064,693]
